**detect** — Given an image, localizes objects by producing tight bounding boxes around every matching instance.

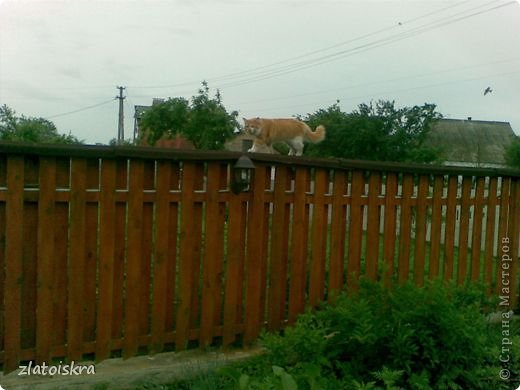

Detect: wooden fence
[0,143,519,373]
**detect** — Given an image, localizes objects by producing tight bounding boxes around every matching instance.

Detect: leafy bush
[242,280,516,389]
[160,280,518,389]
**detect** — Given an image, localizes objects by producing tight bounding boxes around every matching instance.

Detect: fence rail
[0,142,519,373]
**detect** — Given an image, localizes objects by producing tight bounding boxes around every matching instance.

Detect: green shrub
[253,280,514,389]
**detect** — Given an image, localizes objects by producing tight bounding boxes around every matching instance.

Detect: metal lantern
[231,155,255,194]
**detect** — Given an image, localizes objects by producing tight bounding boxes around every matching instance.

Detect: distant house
[426,118,516,168]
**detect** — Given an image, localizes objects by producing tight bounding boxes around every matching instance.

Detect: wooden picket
[0,143,519,374]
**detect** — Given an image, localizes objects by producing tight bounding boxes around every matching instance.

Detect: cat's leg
[248,139,264,153]
[288,137,304,156]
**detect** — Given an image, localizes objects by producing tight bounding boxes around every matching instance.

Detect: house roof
[426,118,515,165]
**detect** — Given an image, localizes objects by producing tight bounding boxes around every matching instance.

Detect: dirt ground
[0,347,264,390]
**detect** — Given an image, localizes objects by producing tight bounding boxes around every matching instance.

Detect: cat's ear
[242,117,247,123]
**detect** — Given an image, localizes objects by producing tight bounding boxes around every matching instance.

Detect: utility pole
[116,86,126,144]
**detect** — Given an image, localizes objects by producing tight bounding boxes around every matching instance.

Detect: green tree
[139,82,238,150]
[505,135,520,169]
[303,100,442,163]
[0,105,82,144]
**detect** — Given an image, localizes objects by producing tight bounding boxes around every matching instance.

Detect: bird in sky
[484,86,493,95]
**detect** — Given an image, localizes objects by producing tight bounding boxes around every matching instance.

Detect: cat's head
[242,117,262,136]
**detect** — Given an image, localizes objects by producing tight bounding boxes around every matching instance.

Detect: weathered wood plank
[123,159,144,359]
[309,169,329,307]
[398,174,414,284]
[428,175,444,279]
[96,159,117,361]
[244,165,267,343]
[175,162,198,350]
[456,177,472,285]
[383,173,398,285]
[365,172,381,281]
[413,175,429,286]
[288,168,309,324]
[36,158,57,364]
[328,170,347,299]
[347,170,364,290]
[68,158,87,361]
[3,156,25,373]
[443,176,458,281]
[200,163,226,347]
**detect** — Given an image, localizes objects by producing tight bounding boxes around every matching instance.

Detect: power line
[238,56,520,107]
[127,0,514,92]
[44,98,116,119]
[214,1,516,89]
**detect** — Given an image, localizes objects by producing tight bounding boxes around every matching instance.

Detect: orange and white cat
[242,118,325,156]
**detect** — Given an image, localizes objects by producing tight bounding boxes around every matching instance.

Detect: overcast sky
[1,0,519,144]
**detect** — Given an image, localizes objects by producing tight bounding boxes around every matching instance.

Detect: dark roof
[427,118,515,165]
[134,105,151,119]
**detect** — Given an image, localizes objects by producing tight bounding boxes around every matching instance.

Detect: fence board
[288,168,309,324]
[443,176,458,281]
[383,173,398,285]
[165,164,180,334]
[244,165,267,343]
[457,177,472,285]
[123,160,144,359]
[200,163,226,347]
[328,170,347,299]
[67,158,87,361]
[258,167,272,330]
[398,174,414,284]
[189,165,205,331]
[53,201,69,348]
[413,175,429,286]
[36,158,56,364]
[428,175,444,279]
[309,169,329,307]
[140,199,154,338]
[471,177,485,281]
[223,189,246,346]
[347,170,364,290]
[96,159,117,361]
[3,156,24,373]
[175,162,198,350]
[150,161,172,354]
[365,172,381,281]
[83,198,99,341]
[268,166,289,330]
[484,178,499,289]
[214,164,229,329]
[22,200,37,350]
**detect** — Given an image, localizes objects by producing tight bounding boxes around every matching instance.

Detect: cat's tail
[305,124,326,143]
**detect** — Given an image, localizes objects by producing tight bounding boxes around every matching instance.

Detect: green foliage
[505,135,520,169]
[139,82,238,150]
[0,105,82,144]
[233,280,512,389]
[302,100,442,163]
[161,281,517,389]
